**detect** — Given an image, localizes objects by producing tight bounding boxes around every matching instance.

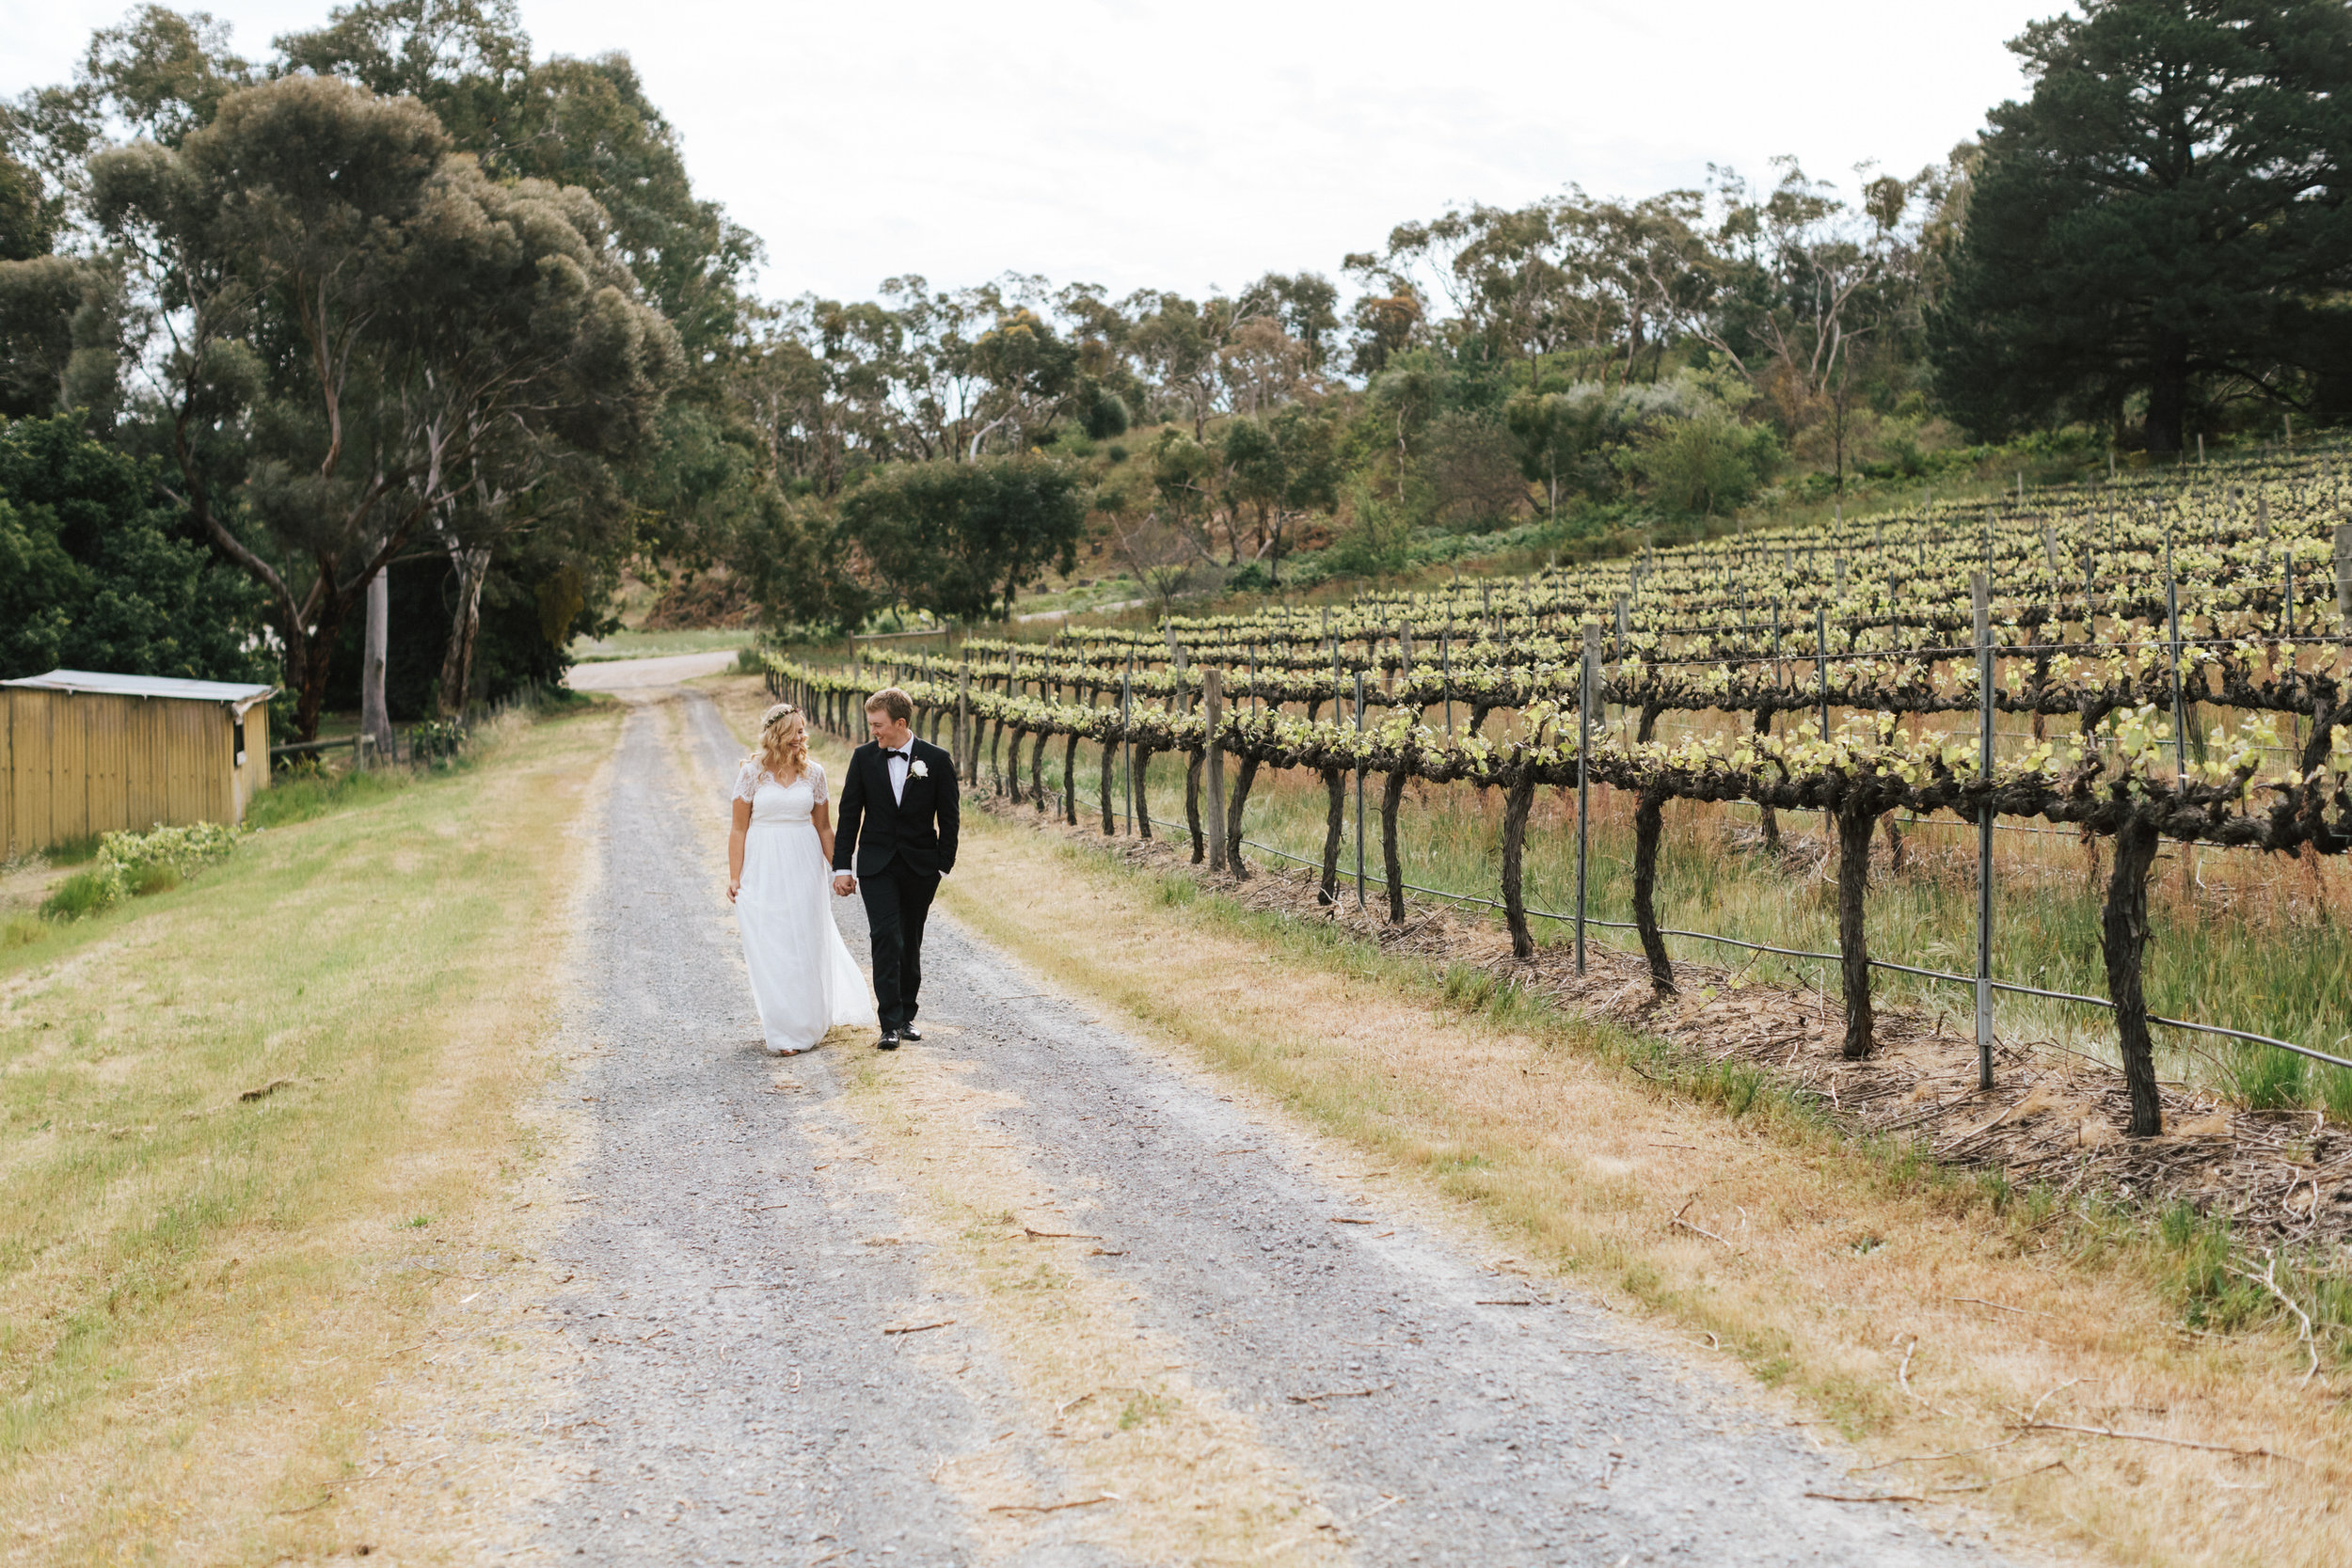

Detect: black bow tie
[888,747,911,758]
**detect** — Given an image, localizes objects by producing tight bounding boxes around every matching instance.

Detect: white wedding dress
[732,760,875,1052]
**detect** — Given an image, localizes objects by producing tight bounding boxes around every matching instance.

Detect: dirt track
[508,673,2024,1564]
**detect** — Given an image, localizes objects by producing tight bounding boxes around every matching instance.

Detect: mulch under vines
[984,795,2352,1250]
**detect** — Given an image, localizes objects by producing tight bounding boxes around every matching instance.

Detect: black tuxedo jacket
[833,736,960,878]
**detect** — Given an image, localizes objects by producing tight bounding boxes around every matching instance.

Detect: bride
[728,704,876,1054]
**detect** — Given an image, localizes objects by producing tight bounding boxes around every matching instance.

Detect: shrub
[99,822,237,881]
[37,822,240,922]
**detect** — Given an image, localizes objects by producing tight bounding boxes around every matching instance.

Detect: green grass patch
[0,701,616,1556]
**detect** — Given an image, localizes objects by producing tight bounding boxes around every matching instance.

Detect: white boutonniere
[909,758,930,779]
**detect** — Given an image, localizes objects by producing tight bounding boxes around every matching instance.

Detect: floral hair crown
[759,703,802,732]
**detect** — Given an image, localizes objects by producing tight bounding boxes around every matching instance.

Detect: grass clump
[246,763,412,830]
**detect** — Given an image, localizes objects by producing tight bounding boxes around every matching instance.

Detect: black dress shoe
[876,1031,899,1051]
[898,1026,923,1042]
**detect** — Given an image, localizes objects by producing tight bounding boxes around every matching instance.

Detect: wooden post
[1815,607,1831,741]
[1973,572,1994,1090]
[1576,623,1597,976]
[1204,667,1226,872]
[956,667,970,777]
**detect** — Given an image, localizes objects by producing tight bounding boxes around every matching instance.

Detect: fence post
[957,666,971,776]
[1441,626,1454,736]
[1354,672,1367,909]
[2166,575,2187,787]
[1576,623,1597,977]
[1204,667,1226,872]
[1815,606,1831,740]
[1974,572,1995,1091]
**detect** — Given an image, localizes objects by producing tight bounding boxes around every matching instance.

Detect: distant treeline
[5,1,2349,721]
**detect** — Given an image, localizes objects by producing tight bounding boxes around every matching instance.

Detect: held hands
[832,872,857,896]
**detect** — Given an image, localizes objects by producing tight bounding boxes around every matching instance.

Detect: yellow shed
[1,670,278,857]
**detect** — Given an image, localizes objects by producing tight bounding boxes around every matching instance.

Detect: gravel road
[515,676,2021,1566]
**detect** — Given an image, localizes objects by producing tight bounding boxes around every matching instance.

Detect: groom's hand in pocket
[832,872,857,896]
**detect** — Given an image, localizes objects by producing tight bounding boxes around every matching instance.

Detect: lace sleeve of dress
[809,760,827,804]
[731,760,762,802]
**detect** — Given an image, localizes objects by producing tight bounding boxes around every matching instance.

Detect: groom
[831,687,959,1050]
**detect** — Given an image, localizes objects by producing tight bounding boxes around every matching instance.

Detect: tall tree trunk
[1225,756,1261,878]
[1836,803,1878,1058]
[1030,730,1045,812]
[1099,736,1117,835]
[437,543,493,720]
[2144,333,2189,455]
[1381,766,1409,924]
[1632,789,1676,993]
[360,567,393,757]
[1500,768,1538,959]
[1062,732,1079,826]
[1133,746,1153,840]
[2103,816,2165,1137]
[1319,766,1345,905]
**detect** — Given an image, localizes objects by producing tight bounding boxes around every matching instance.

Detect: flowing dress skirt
[737,819,874,1051]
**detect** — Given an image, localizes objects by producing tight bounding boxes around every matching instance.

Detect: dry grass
[0,704,617,1564]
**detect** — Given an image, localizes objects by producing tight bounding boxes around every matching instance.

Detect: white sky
[3,0,2057,306]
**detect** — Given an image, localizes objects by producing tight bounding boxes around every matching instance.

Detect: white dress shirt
[886,744,912,804]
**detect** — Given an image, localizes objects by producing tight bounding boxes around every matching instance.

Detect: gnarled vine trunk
[1381,766,1409,923]
[1224,756,1261,878]
[1632,789,1676,992]
[1836,803,1878,1058]
[1186,752,1205,863]
[2102,816,2165,1136]
[1501,768,1538,959]
[1319,766,1346,905]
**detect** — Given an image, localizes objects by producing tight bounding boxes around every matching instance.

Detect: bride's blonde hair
[753,703,808,784]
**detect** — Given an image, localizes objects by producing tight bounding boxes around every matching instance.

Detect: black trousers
[859,859,940,1032]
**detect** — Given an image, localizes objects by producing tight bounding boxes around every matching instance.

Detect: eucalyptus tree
[92,73,680,737]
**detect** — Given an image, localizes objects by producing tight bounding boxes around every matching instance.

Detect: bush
[99,822,238,881]
[36,822,240,921]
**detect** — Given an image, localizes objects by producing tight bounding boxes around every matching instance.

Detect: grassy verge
[0,702,617,1563]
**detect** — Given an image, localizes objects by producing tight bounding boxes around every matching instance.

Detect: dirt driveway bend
[516,674,2019,1566]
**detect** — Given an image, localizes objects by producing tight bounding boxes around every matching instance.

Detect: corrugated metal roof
[1,669,278,707]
